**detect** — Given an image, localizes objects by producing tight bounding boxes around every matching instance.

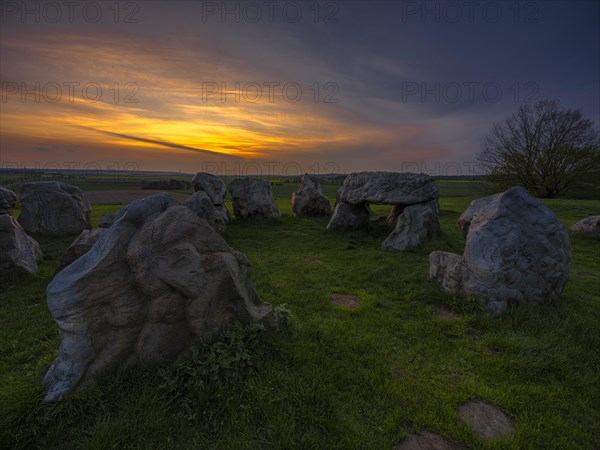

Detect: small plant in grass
[274,303,293,327]
[157,321,265,421]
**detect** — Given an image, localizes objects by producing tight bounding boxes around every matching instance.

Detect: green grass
[1,185,599,449]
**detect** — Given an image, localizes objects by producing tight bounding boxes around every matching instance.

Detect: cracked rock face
[43,193,279,401]
[292,173,331,217]
[191,172,230,223]
[0,187,17,215]
[382,200,440,251]
[184,191,228,234]
[327,172,440,251]
[227,177,281,220]
[18,181,91,236]
[430,186,571,315]
[335,171,439,205]
[0,214,43,277]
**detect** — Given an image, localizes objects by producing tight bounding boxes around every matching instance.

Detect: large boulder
[382,201,440,251]
[184,191,227,234]
[326,202,370,231]
[327,172,440,250]
[228,177,281,220]
[0,187,17,215]
[292,174,331,217]
[192,172,230,223]
[55,228,105,274]
[571,215,600,237]
[430,187,571,315]
[18,181,91,236]
[0,214,43,277]
[43,193,280,401]
[335,171,439,205]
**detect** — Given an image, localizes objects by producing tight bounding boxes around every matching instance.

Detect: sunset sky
[1,1,598,176]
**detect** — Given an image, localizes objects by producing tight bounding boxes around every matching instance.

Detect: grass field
[1,181,599,449]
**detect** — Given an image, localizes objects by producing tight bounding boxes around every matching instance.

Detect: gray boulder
[336,171,439,205]
[192,172,226,205]
[184,191,227,234]
[18,181,91,236]
[0,214,43,277]
[228,177,281,220]
[326,202,370,231]
[192,172,230,223]
[327,172,440,250]
[430,186,571,315]
[571,215,600,237]
[0,187,17,215]
[292,174,331,217]
[43,193,280,401]
[99,209,125,228]
[55,228,105,274]
[382,200,440,251]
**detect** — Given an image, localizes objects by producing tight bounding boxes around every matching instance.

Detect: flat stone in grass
[433,307,459,319]
[458,400,514,440]
[331,293,360,308]
[571,215,600,237]
[397,431,463,449]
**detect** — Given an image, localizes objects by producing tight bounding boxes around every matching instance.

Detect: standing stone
[382,200,440,251]
[430,187,571,315]
[18,181,91,236]
[0,214,43,277]
[571,215,600,237]
[227,177,281,220]
[0,187,17,215]
[43,193,280,401]
[326,172,440,250]
[292,174,331,217]
[192,172,230,223]
[326,202,370,231]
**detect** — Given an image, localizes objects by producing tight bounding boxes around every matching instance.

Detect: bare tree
[477,99,600,198]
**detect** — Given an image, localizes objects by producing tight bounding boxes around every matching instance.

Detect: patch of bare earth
[84,190,190,205]
[331,293,360,308]
[304,257,322,265]
[458,400,515,440]
[433,307,459,319]
[396,431,463,450]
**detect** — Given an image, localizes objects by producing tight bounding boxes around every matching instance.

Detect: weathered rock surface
[192,172,230,223]
[44,193,279,401]
[382,200,440,251]
[571,215,600,237]
[292,174,331,217]
[0,214,43,277]
[18,181,91,236]
[192,172,226,205]
[0,187,17,215]
[458,400,514,440]
[430,186,571,314]
[336,171,439,205]
[55,228,105,274]
[228,177,281,220]
[184,191,227,234]
[327,172,440,250]
[326,202,370,231]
